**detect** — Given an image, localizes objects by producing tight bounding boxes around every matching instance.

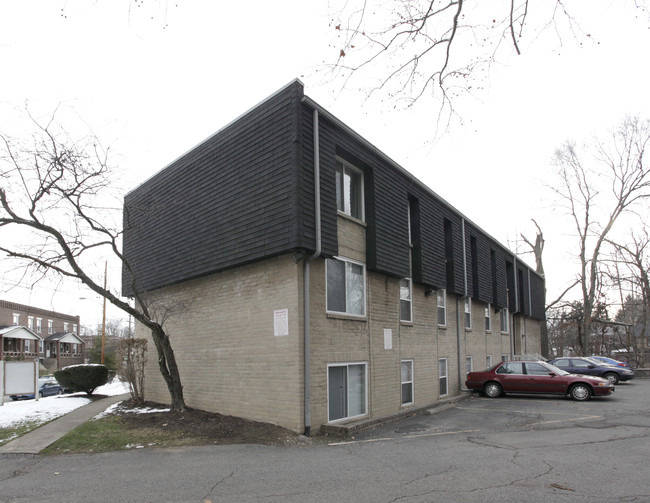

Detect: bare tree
[551,116,650,355]
[330,1,647,127]
[0,112,187,411]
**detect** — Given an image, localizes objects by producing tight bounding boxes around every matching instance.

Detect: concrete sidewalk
[0,393,131,454]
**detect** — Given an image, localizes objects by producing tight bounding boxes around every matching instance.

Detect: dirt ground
[113,400,310,447]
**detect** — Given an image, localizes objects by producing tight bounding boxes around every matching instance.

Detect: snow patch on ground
[1,379,130,429]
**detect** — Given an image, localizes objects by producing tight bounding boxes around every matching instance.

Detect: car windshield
[542,362,570,376]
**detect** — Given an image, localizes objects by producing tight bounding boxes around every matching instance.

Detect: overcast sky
[1,1,649,328]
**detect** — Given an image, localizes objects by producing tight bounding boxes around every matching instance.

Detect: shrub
[55,364,109,396]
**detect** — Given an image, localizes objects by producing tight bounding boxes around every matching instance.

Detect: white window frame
[464,297,472,329]
[335,158,365,221]
[39,340,44,353]
[485,303,492,332]
[64,322,69,332]
[327,362,368,423]
[437,289,447,327]
[501,354,510,362]
[486,355,493,368]
[24,340,31,352]
[400,278,413,323]
[12,313,20,325]
[36,318,42,333]
[500,308,509,334]
[439,358,448,396]
[28,316,34,330]
[326,256,366,317]
[401,359,414,406]
[48,319,54,334]
[73,324,78,333]
[466,356,473,375]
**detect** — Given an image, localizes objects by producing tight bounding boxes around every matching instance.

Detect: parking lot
[1,380,649,503]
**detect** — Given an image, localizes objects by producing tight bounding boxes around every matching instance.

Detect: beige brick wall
[135,215,543,433]
[135,254,305,431]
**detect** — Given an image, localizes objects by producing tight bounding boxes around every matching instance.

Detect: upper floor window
[326,257,366,316]
[36,318,42,333]
[335,158,364,221]
[73,324,78,333]
[500,308,509,334]
[437,289,447,326]
[485,303,492,331]
[464,297,472,329]
[400,278,412,322]
[12,313,20,325]
[64,322,69,332]
[48,319,54,334]
[28,316,34,330]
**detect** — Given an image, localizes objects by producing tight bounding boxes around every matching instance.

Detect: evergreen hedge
[55,364,109,396]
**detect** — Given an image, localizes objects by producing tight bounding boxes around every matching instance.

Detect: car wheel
[39,391,43,398]
[569,384,591,401]
[483,382,502,398]
[57,389,63,395]
[603,372,619,385]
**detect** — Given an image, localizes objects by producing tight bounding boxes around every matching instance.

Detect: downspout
[458,219,468,391]
[513,257,519,357]
[303,107,321,437]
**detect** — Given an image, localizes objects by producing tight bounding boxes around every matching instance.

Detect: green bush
[55,364,109,396]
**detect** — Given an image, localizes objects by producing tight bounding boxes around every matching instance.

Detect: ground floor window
[401,360,414,405]
[328,363,367,422]
[486,355,492,368]
[501,354,510,361]
[465,356,473,375]
[439,358,448,396]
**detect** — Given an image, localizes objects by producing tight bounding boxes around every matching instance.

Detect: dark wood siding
[123,81,304,295]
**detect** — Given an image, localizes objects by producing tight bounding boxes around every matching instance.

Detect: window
[64,322,69,332]
[36,318,42,333]
[400,279,412,322]
[12,313,20,325]
[464,297,472,329]
[28,316,34,330]
[328,363,367,422]
[24,340,31,352]
[48,320,54,334]
[437,289,447,326]
[439,358,448,396]
[466,356,473,375]
[326,257,366,316]
[486,355,492,368]
[335,158,364,221]
[497,362,524,374]
[73,324,78,333]
[553,358,570,367]
[39,340,44,353]
[401,360,414,405]
[485,304,491,331]
[500,308,509,333]
[501,354,510,362]
[525,362,551,376]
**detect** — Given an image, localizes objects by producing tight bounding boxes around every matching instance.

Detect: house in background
[123,80,545,434]
[0,299,84,370]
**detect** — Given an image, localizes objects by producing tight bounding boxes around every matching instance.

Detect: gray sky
[1,1,649,327]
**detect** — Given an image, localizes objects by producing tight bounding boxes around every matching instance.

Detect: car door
[569,358,599,377]
[524,362,565,394]
[495,362,526,392]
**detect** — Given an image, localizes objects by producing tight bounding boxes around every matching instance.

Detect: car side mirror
[587,365,595,369]
[549,372,557,377]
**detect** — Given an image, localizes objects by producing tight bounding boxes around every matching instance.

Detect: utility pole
[101,261,107,365]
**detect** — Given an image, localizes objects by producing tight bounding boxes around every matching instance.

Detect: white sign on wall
[274,309,289,337]
[384,329,392,350]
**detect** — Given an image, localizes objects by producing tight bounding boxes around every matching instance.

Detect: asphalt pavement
[1,382,649,502]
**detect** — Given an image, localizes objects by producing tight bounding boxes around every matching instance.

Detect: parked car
[590,355,632,369]
[465,360,614,401]
[548,357,635,385]
[9,378,65,400]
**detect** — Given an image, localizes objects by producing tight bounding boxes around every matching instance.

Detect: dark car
[548,357,635,385]
[10,378,65,400]
[465,360,614,401]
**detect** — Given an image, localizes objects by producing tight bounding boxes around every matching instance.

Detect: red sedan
[465,360,614,401]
